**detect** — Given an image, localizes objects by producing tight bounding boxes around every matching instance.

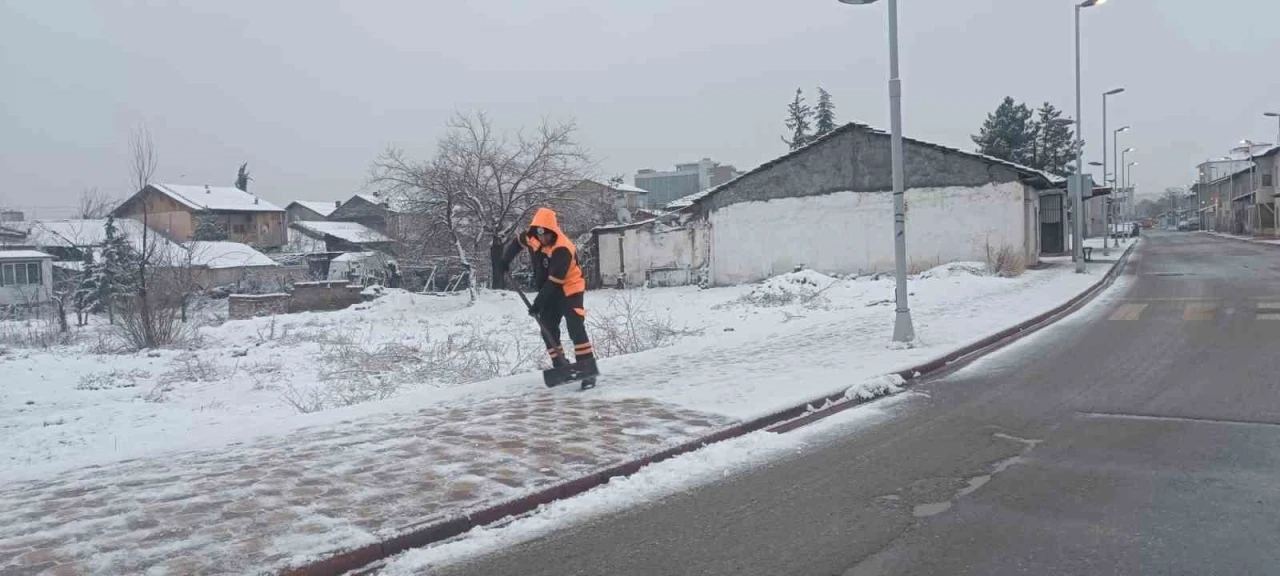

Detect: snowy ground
[1199,230,1280,245]
[0,248,1132,574]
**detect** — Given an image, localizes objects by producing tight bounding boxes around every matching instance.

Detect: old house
[285,201,342,224]
[185,241,284,288]
[112,184,287,248]
[593,122,1063,288]
[288,221,393,254]
[0,250,54,307]
[328,194,402,235]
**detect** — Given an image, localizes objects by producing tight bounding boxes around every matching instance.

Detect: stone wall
[228,293,290,319]
[288,281,363,313]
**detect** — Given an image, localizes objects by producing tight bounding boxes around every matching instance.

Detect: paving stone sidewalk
[0,394,733,575]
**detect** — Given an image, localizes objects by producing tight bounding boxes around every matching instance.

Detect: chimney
[205,185,211,194]
[254,197,259,205]
[335,200,341,207]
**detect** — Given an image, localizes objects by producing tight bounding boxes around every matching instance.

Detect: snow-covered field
[3,255,1116,484]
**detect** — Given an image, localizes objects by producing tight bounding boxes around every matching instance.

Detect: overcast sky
[3,0,1278,216]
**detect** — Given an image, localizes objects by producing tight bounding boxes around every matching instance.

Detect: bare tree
[76,187,116,219]
[129,125,158,195]
[370,111,593,292]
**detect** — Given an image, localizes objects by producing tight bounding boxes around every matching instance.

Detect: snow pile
[733,269,839,308]
[845,373,906,401]
[918,261,989,280]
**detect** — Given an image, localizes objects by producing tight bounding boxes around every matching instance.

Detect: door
[1040,194,1064,254]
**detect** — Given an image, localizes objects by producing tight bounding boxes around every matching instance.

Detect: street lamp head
[1129,161,1138,167]
[1265,112,1280,118]
[1116,125,1131,133]
[1080,0,1106,6]
[1124,147,1136,153]
[1105,88,1126,96]
[837,0,879,4]
[1089,161,1104,166]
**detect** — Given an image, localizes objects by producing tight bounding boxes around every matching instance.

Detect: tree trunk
[489,237,506,290]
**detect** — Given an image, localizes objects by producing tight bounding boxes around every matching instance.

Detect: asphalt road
[433,231,1280,576]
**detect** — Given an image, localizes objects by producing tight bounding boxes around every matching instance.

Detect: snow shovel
[505,274,576,387]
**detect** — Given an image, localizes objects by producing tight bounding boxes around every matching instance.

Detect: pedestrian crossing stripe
[1259,314,1280,321]
[1257,302,1280,310]
[1109,303,1147,321]
[1183,304,1217,321]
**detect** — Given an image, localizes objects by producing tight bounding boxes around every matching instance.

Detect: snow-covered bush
[587,291,702,356]
[986,244,1026,278]
[75,368,151,391]
[726,270,839,308]
[918,261,988,280]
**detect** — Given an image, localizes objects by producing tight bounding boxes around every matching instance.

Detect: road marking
[1183,304,1217,321]
[1256,302,1280,310]
[1080,411,1280,429]
[1258,314,1280,321]
[1109,303,1147,321]
[1120,297,1220,302]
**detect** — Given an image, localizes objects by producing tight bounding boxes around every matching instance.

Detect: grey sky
[3,0,1278,216]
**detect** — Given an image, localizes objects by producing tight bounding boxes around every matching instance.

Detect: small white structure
[0,250,54,307]
[186,241,280,287]
[327,251,397,286]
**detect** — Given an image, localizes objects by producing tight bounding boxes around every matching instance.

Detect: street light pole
[1101,88,1124,253]
[1074,0,1106,273]
[839,0,914,342]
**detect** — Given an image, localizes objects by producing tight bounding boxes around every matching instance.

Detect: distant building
[112,184,287,247]
[285,200,342,223]
[635,159,743,208]
[0,210,24,224]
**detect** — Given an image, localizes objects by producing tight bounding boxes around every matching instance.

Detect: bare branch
[129,124,158,193]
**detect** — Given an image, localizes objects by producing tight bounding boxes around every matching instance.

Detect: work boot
[551,355,571,370]
[572,355,599,378]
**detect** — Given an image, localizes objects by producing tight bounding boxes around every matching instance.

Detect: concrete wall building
[595,123,1062,288]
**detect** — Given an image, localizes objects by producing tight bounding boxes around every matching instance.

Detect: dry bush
[75,368,152,391]
[0,318,75,349]
[112,284,191,351]
[159,352,225,385]
[588,291,702,357]
[986,244,1027,278]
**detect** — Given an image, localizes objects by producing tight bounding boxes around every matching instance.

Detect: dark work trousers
[538,291,593,362]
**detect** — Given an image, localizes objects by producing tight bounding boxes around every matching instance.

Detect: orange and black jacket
[500,208,585,307]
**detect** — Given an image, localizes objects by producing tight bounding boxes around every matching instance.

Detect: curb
[282,243,1138,576]
[1198,231,1280,247]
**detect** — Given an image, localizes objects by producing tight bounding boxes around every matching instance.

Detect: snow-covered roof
[612,182,649,194]
[24,219,186,254]
[331,251,385,263]
[0,250,52,260]
[289,201,341,217]
[0,225,23,239]
[185,241,278,269]
[676,122,1067,211]
[290,220,391,244]
[150,183,285,212]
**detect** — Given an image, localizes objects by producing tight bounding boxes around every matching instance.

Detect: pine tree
[235,162,251,192]
[814,87,837,138]
[782,88,813,151]
[1029,102,1075,176]
[971,97,1036,166]
[97,216,137,322]
[73,250,98,326]
[193,210,228,241]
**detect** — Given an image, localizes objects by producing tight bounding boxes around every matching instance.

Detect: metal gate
[1040,194,1065,254]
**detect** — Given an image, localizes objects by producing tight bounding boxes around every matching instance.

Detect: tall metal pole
[1102,94,1110,255]
[1073,4,1086,273]
[887,0,914,342]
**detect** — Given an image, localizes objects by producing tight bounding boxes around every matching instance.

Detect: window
[1263,174,1273,187]
[233,224,246,234]
[0,262,41,286]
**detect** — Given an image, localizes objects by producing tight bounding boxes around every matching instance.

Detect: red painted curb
[281,243,1137,576]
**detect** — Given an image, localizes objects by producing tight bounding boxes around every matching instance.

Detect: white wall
[597,223,708,287]
[709,182,1030,285]
[0,259,53,306]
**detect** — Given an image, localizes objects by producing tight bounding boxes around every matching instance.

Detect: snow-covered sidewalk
[0,250,1132,574]
[1199,230,1280,246]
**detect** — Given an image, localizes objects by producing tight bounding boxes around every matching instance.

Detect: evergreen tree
[97,216,137,322]
[971,97,1036,166]
[73,250,98,326]
[193,210,228,241]
[814,87,837,138]
[782,88,813,151]
[235,162,251,192]
[1028,102,1075,176]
